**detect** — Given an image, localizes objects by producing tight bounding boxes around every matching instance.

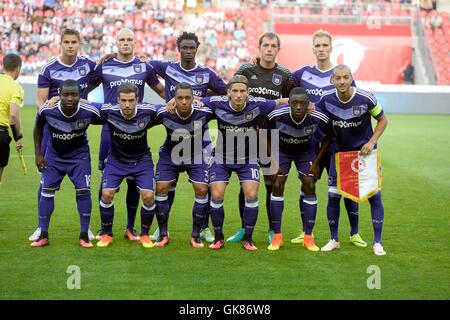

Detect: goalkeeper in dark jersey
[227,32,293,245]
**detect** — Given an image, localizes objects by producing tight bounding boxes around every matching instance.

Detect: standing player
[32,80,102,248]
[0,54,24,186]
[203,75,287,251]
[96,83,159,248]
[149,31,227,243]
[29,28,97,241]
[266,87,328,251]
[290,29,366,248]
[227,32,293,245]
[312,65,388,255]
[90,28,164,242]
[154,83,214,248]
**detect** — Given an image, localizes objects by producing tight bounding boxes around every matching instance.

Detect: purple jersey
[38,56,96,99]
[35,102,103,162]
[316,88,384,152]
[97,102,158,161]
[156,104,214,158]
[292,65,336,104]
[90,57,159,103]
[201,95,277,163]
[267,105,329,157]
[150,61,227,101]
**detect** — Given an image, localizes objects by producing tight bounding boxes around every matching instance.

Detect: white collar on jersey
[335,87,357,104]
[58,101,80,118]
[228,99,248,113]
[176,107,194,120]
[113,57,136,64]
[289,108,307,125]
[57,56,79,68]
[120,106,138,120]
[178,62,199,72]
[315,64,335,73]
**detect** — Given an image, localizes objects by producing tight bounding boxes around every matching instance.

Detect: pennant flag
[336,150,382,202]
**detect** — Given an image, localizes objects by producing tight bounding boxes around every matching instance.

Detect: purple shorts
[278,152,314,178]
[209,162,260,184]
[328,155,337,187]
[41,158,91,190]
[102,154,155,191]
[156,151,209,184]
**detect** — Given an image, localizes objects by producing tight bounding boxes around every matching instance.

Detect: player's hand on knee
[35,154,46,172]
[308,162,319,181]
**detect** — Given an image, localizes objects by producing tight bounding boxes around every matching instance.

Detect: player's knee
[302,178,316,195]
[272,179,285,196]
[156,183,170,195]
[141,190,154,205]
[101,189,115,203]
[194,184,208,197]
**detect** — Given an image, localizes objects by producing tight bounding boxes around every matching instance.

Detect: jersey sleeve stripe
[39,58,57,75]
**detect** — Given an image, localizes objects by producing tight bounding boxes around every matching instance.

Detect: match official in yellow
[0,53,24,185]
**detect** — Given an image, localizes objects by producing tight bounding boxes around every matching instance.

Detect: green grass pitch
[0,107,449,299]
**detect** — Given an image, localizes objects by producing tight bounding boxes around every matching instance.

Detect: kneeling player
[266,87,328,251]
[32,80,103,248]
[154,83,213,248]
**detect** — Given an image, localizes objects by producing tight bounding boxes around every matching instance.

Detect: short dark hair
[61,28,81,41]
[118,82,138,97]
[59,79,80,94]
[176,32,200,49]
[175,82,193,95]
[258,32,281,48]
[289,87,308,100]
[227,75,249,89]
[2,53,22,72]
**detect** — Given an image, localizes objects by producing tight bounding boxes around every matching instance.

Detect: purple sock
[243,198,258,240]
[369,192,384,244]
[201,191,211,229]
[209,199,224,238]
[140,202,155,236]
[99,199,114,235]
[238,188,245,228]
[299,191,305,232]
[76,191,92,233]
[269,193,284,233]
[192,195,208,237]
[168,185,176,210]
[38,192,55,233]
[155,194,170,236]
[344,198,359,236]
[265,183,273,231]
[303,194,318,235]
[327,193,341,241]
[37,183,43,209]
[125,179,139,229]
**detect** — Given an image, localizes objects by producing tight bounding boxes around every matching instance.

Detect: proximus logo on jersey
[248,87,281,98]
[113,131,145,140]
[110,79,144,88]
[332,120,362,129]
[170,85,204,97]
[52,132,85,141]
[306,88,329,97]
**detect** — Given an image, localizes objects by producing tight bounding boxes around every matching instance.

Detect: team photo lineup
[1,24,387,254]
[1,0,449,301]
